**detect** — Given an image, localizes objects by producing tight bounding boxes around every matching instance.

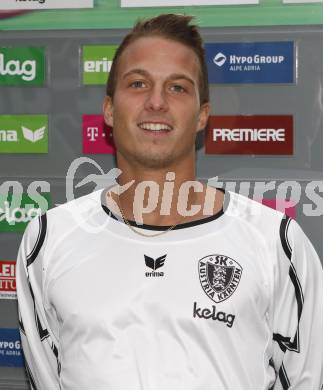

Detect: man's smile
[137,121,173,134]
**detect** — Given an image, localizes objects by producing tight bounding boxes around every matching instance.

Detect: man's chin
[135,155,175,170]
[120,149,175,170]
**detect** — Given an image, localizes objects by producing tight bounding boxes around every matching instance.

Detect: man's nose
[144,85,168,112]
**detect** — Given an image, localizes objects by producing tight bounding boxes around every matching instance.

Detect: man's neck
[107,167,224,227]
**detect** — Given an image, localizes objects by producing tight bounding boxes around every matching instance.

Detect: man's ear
[103,96,114,127]
[197,102,210,133]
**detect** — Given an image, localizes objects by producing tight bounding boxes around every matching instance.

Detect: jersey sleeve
[16,214,60,390]
[271,216,323,390]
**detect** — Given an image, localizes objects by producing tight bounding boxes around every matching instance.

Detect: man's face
[103,36,209,169]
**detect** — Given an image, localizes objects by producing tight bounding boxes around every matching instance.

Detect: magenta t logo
[82,115,115,154]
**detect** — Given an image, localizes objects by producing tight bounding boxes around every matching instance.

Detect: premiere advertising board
[205,41,294,84]
[121,0,259,6]
[0,329,23,367]
[82,45,118,85]
[83,115,115,154]
[0,193,51,232]
[0,261,16,300]
[0,47,45,87]
[205,115,293,155]
[0,0,94,9]
[0,115,48,153]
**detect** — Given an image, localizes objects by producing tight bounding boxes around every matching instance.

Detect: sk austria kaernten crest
[198,254,243,303]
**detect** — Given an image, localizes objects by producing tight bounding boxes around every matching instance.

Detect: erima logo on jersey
[193,302,235,328]
[198,254,242,303]
[144,254,166,277]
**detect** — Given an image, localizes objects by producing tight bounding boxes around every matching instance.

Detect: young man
[17,14,323,390]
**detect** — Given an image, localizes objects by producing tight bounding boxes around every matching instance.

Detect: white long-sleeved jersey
[16,189,323,390]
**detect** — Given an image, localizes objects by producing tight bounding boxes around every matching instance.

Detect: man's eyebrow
[123,69,150,79]
[122,69,195,86]
[168,73,195,86]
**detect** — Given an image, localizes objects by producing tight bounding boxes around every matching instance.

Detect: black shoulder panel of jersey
[279,215,292,260]
[27,213,47,267]
[273,216,306,389]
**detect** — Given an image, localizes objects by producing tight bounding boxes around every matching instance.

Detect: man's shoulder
[45,189,103,229]
[226,190,287,233]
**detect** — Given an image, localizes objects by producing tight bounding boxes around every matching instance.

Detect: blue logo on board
[0,328,24,367]
[206,41,294,84]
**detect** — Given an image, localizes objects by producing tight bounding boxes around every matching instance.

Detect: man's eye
[130,80,145,88]
[170,84,185,93]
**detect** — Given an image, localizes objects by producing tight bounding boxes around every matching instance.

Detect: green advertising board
[0,47,45,86]
[2,0,323,29]
[0,115,48,154]
[0,193,51,232]
[82,45,118,85]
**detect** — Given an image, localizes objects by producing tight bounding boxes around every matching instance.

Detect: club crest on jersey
[198,254,242,303]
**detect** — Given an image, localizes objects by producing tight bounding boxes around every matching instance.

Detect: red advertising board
[258,198,296,218]
[83,115,115,154]
[0,260,16,300]
[205,115,293,155]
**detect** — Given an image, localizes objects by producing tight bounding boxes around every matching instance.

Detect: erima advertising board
[83,115,115,154]
[0,193,51,232]
[82,45,118,85]
[206,42,294,84]
[0,329,23,367]
[205,115,293,155]
[0,0,93,9]
[0,115,48,153]
[121,0,258,6]
[0,261,16,300]
[0,47,45,86]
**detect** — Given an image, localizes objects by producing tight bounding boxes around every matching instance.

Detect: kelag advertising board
[206,42,294,84]
[0,193,51,232]
[0,47,45,87]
